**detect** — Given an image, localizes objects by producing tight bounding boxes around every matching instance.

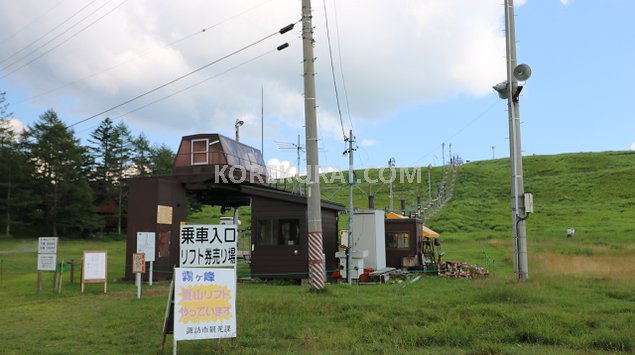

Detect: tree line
[0,91,174,238]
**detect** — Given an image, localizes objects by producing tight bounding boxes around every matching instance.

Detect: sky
[1,0,633,177]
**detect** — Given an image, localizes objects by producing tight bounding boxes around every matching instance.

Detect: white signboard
[83,251,107,281]
[136,232,156,262]
[37,254,57,271]
[38,237,58,254]
[179,225,237,267]
[174,267,236,340]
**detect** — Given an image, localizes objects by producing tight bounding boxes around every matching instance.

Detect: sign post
[81,251,108,293]
[132,253,145,299]
[165,224,238,352]
[37,237,58,294]
[136,232,156,285]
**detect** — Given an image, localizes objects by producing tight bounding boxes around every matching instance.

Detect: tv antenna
[275,134,305,194]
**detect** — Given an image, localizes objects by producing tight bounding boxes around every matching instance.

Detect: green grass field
[1,151,634,354]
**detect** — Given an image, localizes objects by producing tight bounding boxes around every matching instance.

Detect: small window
[257,219,300,246]
[387,231,410,249]
[191,139,209,165]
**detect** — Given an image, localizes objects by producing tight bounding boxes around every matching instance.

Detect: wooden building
[384,212,441,271]
[124,133,344,281]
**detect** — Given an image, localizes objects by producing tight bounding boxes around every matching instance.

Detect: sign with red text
[173,267,236,340]
[179,224,237,267]
[132,253,145,273]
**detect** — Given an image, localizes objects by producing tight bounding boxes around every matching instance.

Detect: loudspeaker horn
[513,64,532,81]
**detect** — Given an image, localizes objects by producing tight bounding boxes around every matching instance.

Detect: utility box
[352,210,386,270]
[335,250,368,279]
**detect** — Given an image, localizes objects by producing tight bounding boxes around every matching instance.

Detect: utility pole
[346,130,355,284]
[449,143,452,166]
[492,146,495,160]
[388,157,395,211]
[427,164,432,203]
[261,86,264,157]
[504,0,528,280]
[441,143,445,166]
[301,0,325,291]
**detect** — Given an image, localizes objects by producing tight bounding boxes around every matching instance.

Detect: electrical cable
[0,0,99,65]
[410,98,502,167]
[68,22,297,128]
[1,0,129,80]
[17,0,274,105]
[0,0,67,46]
[1,0,110,70]
[321,0,346,141]
[114,47,283,120]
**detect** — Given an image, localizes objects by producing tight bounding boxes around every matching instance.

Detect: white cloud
[361,139,377,148]
[8,118,26,134]
[630,141,635,151]
[0,0,510,141]
[560,0,571,5]
[267,158,297,179]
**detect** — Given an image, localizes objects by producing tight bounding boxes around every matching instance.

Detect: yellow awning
[421,225,440,238]
[385,211,408,219]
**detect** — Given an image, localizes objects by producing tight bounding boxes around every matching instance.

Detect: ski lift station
[124,133,442,282]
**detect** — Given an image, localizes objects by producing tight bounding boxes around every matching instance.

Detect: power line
[331,0,354,132]
[0,0,67,46]
[0,0,104,67]
[1,0,129,79]
[410,98,502,167]
[114,47,283,120]
[68,23,296,128]
[321,0,346,140]
[16,0,274,105]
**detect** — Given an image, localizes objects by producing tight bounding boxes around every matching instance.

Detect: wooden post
[69,259,75,283]
[37,271,42,294]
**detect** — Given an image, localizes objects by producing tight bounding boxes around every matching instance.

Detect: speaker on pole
[513,64,532,81]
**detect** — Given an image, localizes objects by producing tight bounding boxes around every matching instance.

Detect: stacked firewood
[439,261,489,279]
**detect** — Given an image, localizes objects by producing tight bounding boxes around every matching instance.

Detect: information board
[136,232,156,262]
[82,251,107,281]
[132,253,145,273]
[38,237,58,254]
[173,267,236,340]
[179,224,237,267]
[81,251,108,293]
[37,254,57,271]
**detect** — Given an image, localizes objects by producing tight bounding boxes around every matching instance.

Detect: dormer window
[191,138,209,165]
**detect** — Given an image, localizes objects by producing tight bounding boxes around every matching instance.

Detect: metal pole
[261,86,264,157]
[301,0,325,290]
[492,146,495,160]
[388,158,395,211]
[505,0,528,280]
[346,130,354,284]
[427,164,432,203]
[442,143,445,166]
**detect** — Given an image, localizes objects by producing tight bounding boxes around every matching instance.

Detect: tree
[131,132,152,176]
[150,143,175,175]
[88,118,134,234]
[24,110,101,237]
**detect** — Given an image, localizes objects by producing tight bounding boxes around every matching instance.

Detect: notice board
[81,250,108,293]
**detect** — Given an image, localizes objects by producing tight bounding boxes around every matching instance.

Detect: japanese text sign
[132,253,145,273]
[37,254,57,271]
[136,232,156,262]
[38,237,58,254]
[179,224,237,267]
[174,267,236,340]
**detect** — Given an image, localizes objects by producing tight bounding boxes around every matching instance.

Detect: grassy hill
[1,151,634,353]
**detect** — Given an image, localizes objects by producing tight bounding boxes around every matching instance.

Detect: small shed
[384,212,440,270]
[248,185,344,280]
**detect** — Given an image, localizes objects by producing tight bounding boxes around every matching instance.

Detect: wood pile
[439,261,489,279]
